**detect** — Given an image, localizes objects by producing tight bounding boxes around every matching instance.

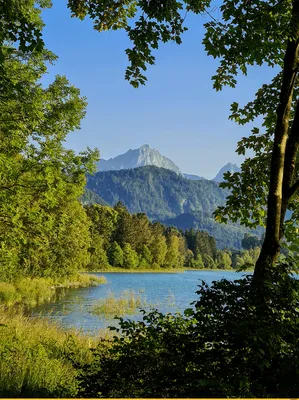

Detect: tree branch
[288,179,299,197]
[283,99,299,199]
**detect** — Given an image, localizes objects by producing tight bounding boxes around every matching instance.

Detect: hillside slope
[87,166,228,221]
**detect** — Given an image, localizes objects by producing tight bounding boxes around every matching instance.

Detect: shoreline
[0,274,107,309]
[88,267,245,273]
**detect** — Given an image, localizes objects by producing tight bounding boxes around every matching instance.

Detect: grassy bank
[0,311,112,398]
[0,274,107,308]
[91,267,244,273]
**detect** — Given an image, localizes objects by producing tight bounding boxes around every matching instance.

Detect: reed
[0,311,112,398]
[0,274,107,308]
[92,290,147,318]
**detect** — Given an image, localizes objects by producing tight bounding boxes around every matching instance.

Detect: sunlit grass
[0,311,112,398]
[92,289,180,318]
[92,290,148,318]
[0,274,107,308]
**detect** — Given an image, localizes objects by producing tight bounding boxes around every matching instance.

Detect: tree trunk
[253,0,299,284]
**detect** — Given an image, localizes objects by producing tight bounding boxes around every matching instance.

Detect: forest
[85,202,261,271]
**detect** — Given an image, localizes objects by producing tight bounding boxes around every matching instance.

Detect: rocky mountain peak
[97,145,182,175]
[213,162,241,182]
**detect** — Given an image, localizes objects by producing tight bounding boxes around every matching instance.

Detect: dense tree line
[84,202,260,271]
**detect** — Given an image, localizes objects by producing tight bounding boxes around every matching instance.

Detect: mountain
[97,144,182,175]
[81,188,109,206]
[85,165,262,248]
[213,162,241,182]
[183,173,205,181]
[87,166,228,221]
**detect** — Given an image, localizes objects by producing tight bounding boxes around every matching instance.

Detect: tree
[85,204,118,248]
[202,254,216,269]
[139,244,153,267]
[108,241,124,267]
[0,0,49,62]
[123,242,139,269]
[0,43,98,280]
[113,202,135,248]
[131,213,151,252]
[216,250,232,270]
[87,234,110,270]
[164,234,182,268]
[191,253,205,269]
[241,234,261,250]
[149,234,167,267]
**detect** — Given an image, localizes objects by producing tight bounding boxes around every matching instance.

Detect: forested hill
[86,166,228,221]
[161,212,262,250]
[81,188,109,206]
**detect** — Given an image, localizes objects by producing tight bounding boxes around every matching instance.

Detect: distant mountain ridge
[183,173,205,181]
[87,166,227,221]
[97,144,240,183]
[97,144,182,175]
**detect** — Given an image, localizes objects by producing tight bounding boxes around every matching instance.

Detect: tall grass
[92,290,147,318]
[0,274,107,308]
[0,311,112,398]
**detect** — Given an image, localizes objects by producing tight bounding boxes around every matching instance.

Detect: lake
[30,270,247,335]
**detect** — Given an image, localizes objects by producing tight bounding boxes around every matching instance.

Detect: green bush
[79,263,299,397]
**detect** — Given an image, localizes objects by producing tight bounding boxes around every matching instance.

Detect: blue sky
[42,1,277,179]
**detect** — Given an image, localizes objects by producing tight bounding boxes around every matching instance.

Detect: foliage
[87,235,110,271]
[189,252,204,269]
[81,189,109,206]
[0,311,108,398]
[216,250,232,269]
[0,274,106,308]
[79,265,299,398]
[85,202,231,270]
[0,32,99,282]
[242,233,262,250]
[106,241,123,267]
[123,243,139,269]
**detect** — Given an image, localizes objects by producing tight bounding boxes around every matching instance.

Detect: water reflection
[29,270,242,335]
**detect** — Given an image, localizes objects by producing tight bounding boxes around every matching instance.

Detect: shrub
[80,263,299,397]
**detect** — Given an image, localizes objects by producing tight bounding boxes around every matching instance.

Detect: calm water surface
[30,270,246,335]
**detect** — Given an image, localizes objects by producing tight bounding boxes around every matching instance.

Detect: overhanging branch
[284,98,299,200]
[288,179,299,197]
